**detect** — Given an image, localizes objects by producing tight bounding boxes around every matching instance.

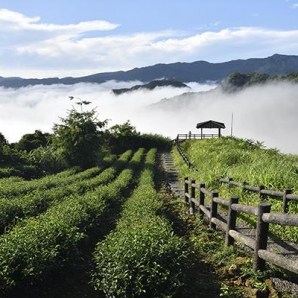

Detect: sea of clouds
[0,80,298,154]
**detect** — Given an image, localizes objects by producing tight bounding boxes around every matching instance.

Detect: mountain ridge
[1,54,298,88]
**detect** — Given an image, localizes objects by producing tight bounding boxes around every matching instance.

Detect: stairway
[160,152,184,198]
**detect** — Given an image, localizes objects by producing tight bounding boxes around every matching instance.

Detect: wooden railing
[220,178,298,213]
[175,133,218,169]
[184,177,298,274]
[176,133,218,142]
[176,141,192,168]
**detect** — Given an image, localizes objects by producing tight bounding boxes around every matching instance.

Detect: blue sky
[0,0,298,78]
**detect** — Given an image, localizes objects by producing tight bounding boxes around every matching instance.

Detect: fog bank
[0,81,298,155]
[0,81,214,142]
[145,81,298,154]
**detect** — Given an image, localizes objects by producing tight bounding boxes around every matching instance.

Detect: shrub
[91,148,192,297]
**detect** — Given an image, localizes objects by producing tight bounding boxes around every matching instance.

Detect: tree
[0,132,8,163]
[0,132,8,147]
[108,120,140,154]
[52,98,108,169]
[15,130,51,152]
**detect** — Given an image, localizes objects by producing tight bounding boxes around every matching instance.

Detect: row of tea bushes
[0,151,133,233]
[0,168,78,198]
[91,148,192,298]
[0,155,118,199]
[0,148,145,294]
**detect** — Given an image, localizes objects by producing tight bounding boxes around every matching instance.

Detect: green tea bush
[0,148,145,293]
[0,154,119,199]
[91,148,191,298]
[0,215,83,292]
[0,151,132,233]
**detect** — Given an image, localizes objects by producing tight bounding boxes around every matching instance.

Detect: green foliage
[53,99,108,169]
[0,215,84,292]
[0,148,144,293]
[173,136,298,242]
[107,120,172,154]
[221,72,276,92]
[0,147,41,179]
[112,79,188,95]
[0,131,44,179]
[175,137,298,191]
[0,132,8,146]
[14,130,51,152]
[0,151,129,232]
[91,149,191,298]
[285,71,298,82]
[107,120,140,154]
[221,71,298,93]
[137,133,172,151]
[28,145,68,174]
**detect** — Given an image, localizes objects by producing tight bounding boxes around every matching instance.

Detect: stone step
[160,152,184,198]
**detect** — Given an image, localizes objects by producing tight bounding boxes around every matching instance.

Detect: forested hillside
[221,71,298,92]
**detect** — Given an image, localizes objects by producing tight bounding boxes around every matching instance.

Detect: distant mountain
[112,79,189,95]
[1,54,298,88]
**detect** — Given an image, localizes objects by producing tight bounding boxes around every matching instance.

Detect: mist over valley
[1,78,298,155]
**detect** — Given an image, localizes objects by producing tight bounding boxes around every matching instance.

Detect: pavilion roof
[196,120,226,129]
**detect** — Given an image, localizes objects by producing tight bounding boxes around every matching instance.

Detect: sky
[0,0,298,78]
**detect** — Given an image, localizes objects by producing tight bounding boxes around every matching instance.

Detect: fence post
[190,179,196,214]
[225,196,239,246]
[253,202,271,272]
[242,181,247,192]
[283,189,292,213]
[210,191,219,229]
[259,185,265,200]
[199,183,205,217]
[184,177,189,205]
[228,178,233,188]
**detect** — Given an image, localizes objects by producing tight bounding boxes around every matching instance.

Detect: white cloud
[0,82,213,143]
[1,9,298,78]
[0,9,119,32]
[0,9,40,25]
[146,81,298,154]
[292,3,298,8]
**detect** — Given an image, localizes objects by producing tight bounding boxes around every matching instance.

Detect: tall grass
[173,137,298,241]
[175,137,298,192]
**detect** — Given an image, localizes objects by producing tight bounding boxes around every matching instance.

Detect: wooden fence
[176,133,218,142]
[175,140,192,168]
[220,178,298,213]
[184,177,298,274]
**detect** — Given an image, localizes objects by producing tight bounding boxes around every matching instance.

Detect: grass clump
[174,136,298,209]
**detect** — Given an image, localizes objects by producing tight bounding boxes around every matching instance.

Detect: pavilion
[196,120,226,138]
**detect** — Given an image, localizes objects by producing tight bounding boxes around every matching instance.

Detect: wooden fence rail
[184,177,298,274]
[176,142,191,168]
[176,133,219,141]
[220,178,298,213]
